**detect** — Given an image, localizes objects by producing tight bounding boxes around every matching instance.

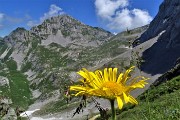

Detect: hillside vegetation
[94,75,180,120]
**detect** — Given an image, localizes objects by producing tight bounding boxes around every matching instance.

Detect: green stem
[110,99,116,120]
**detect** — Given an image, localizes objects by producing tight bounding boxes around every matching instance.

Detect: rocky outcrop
[0,76,9,86]
[139,0,180,47]
[0,98,17,120]
[138,0,180,75]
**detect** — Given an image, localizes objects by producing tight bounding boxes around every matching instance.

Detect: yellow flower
[70,66,148,109]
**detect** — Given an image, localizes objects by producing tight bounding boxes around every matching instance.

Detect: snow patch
[21,109,62,120]
[20,109,40,117]
[31,117,62,120]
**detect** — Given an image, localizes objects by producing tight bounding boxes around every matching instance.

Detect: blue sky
[0,0,163,37]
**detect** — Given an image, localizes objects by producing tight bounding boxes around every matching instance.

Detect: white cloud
[27,4,64,27]
[107,8,152,31]
[95,0,153,32]
[40,4,64,22]
[95,0,129,20]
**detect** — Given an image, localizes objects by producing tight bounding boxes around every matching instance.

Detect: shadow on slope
[141,39,180,75]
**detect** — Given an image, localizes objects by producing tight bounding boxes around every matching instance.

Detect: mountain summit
[31,15,113,47]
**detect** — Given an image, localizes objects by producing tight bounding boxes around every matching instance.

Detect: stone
[1,108,17,120]
[0,76,9,86]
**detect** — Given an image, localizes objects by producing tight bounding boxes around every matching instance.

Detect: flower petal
[89,72,101,88]
[95,70,103,79]
[117,97,123,109]
[108,68,113,81]
[75,91,85,96]
[123,92,129,103]
[121,66,135,84]
[129,95,138,104]
[113,68,118,82]
[130,80,148,89]
[104,68,109,82]
[117,73,123,83]
[70,86,86,91]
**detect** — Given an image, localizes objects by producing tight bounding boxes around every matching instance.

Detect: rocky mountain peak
[7,27,28,37]
[3,27,31,46]
[31,15,113,42]
[30,15,113,48]
[47,14,82,25]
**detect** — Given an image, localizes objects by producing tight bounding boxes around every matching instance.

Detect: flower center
[101,81,126,96]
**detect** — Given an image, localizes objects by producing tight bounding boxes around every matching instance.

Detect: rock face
[139,0,180,75]
[0,76,9,86]
[3,28,38,70]
[140,0,180,46]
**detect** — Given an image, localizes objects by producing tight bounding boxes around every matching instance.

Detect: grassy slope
[0,59,32,109]
[109,75,180,120]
